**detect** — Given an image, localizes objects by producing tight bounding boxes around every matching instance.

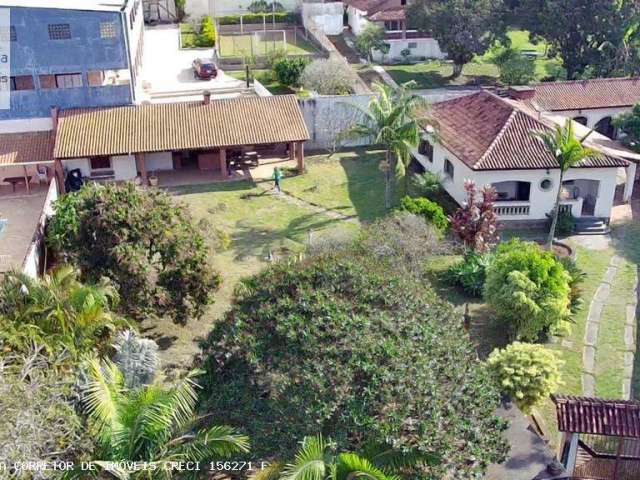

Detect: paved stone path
[581,249,638,398]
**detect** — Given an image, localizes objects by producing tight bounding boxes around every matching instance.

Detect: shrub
[555,211,576,237]
[264,46,287,69]
[300,57,358,95]
[200,247,508,479]
[174,0,186,21]
[0,265,128,359]
[410,171,443,197]
[487,342,562,413]
[113,330,159,389]
[217,12,298,25]
[0,348,94,476]
[47,182,221,325]
[450,180,499,253]
[559,256,586,314]
[273,56,309,86]
[247,0,285,12]
[491,47,535,86]
[399,195,449,232]
[484,239,572,341]
[196,15,217,46]
[446,252,493,297]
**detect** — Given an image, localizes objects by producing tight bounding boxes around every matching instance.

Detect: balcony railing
[384,30,431,40]
[493,201,530,217]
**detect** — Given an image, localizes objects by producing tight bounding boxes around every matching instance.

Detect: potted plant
[148,172,159,187]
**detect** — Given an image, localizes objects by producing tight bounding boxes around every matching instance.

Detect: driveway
[139,25,246,101]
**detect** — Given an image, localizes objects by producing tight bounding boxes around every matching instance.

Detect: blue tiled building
[0,0,144,120]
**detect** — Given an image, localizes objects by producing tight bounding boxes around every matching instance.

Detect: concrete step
[573,217,610,235]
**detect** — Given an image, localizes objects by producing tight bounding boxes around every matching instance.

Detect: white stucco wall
[301,2,343,35]
[146,151,174,171]
[372,37,445,62]
[555,106,630,132]
[112,155,138,180]
[412,140,622,220]
[347,6,368,36]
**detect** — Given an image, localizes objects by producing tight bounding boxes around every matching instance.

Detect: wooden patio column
[296,141,305,173]
[53,159,65,194]
[23,165,31,194]
[219,148,228,179]
[135,153,148,186]
[289,142,296,161]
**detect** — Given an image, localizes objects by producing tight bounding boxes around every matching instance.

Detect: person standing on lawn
[273,166,283,193]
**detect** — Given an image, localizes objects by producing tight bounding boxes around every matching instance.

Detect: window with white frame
[55,73,83,88]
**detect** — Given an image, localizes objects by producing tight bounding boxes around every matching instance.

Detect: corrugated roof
[553,395,640,438]
[422,91,628,171]
[531,77,640,111]
[54,95,310,159]
[0,131,54,166]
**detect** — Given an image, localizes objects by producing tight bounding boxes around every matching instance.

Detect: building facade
[0,0,144,124]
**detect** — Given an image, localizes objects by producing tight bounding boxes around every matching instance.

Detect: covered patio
[554,395,640,480]
[53,94,310,191]
[0,131,54,198]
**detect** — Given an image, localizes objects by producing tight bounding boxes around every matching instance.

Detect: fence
[22,177,58,278]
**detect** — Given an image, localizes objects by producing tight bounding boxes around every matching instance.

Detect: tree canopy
[47,182,221,325]
[407,0,507,77]
[200,233,508,478]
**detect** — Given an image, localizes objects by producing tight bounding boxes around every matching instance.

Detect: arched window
[443,159,454,179]
[595,116,617,139]
[573,116,588,126]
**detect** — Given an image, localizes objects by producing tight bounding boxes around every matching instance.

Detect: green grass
[283,149,398,222]
[227,69,312,96]
[384,29,565,89]
[217,34,317,57]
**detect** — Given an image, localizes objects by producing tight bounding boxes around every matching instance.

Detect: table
[3,176,32,193]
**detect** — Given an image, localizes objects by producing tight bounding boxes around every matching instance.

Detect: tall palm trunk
[384,149,392,209]
[547,172,565,248]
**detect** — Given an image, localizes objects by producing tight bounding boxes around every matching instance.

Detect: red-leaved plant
[450,180,499,253]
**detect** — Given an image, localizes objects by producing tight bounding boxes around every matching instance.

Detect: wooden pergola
[554,395,640,480]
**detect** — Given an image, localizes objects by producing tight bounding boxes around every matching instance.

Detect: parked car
[192,58,218,80]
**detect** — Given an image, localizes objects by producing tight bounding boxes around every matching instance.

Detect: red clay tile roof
[553,395,640,438]
[344,0,405,19]
[54,95,310,159]
[531,77,640,111]
[0,131,54,166]
[423,91,628,170]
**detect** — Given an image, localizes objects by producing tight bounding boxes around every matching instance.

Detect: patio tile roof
[422,91,628,171]
[0,131,53,166]
[531,77,640,111]
[54,95,310,159]
[553,395,640,438]
[343,0,405,19]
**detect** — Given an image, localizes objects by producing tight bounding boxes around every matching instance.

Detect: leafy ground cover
[384,30,565,89]
[217,33,317,57]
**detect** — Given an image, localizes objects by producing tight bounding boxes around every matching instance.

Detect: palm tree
[531,119,599,248]
[67,359,249,479]
[344,82,433,209]
[249,435,437,480]
[0,265,127,358]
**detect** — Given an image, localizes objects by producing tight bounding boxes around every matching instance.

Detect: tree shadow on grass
[167,179,257,196]
[230,210,348,261]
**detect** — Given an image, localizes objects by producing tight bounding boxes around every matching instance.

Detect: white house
[520,77,640,140]
[412,90,633,227]
[343,0,444,62]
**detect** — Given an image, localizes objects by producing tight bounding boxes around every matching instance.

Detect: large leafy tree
[614,103,640,153]
[407,0,507,78]
[47,182,221,325]
[200,241,508,478]
[515,0,637,79]
[531,119,598,248]
[344,82,429,209]
[67,360,249,479]
[0,265,127,359]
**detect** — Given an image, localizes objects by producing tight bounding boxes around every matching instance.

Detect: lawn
[384,30,565,89]
[217,33,317,57]
[227,69,313,96]
[179,23,214,48]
